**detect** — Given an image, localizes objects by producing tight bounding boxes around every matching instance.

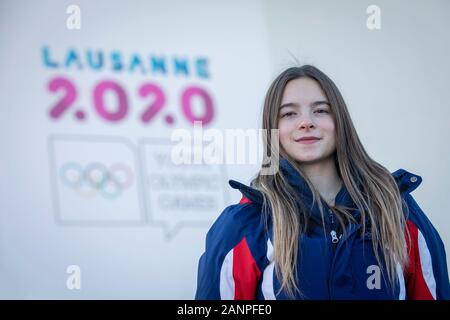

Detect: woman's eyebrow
[311,100,330,107]
[279,100,330,110]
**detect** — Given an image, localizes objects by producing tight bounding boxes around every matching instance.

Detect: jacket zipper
[328,209,340,251]
[328,223,360,299]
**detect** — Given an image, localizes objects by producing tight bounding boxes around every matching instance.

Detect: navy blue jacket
[195,159,450,300]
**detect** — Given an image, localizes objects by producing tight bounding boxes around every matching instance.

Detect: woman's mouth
[295,137,321,144]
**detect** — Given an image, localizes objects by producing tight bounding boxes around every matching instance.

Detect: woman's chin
[292,156,322,164]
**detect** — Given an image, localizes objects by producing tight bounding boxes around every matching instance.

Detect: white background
[0,0,448,298]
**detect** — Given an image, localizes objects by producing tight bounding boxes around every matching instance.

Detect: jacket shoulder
[206,201,265,249]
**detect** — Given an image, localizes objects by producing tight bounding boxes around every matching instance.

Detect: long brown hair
[252,65,408,297]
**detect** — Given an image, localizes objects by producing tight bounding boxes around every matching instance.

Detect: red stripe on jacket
[232,237,261,299]
[404,220,435,300]
[239,196,251,204]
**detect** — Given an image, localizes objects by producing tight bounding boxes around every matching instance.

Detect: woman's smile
[295,137,321,145]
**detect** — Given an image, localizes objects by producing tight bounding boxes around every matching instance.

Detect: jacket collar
[391,169,422,194]
[229,159,355,225]
[229,159,422,225]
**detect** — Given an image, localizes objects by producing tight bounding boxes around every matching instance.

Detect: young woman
[195,65,450,300]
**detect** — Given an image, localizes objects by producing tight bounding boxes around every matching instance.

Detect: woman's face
[278,77,336,164]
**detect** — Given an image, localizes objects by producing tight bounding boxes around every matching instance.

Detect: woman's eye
[315,109,329,114]
[281,112,295,118]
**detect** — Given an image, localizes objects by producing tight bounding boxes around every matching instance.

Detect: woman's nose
[298,116,315,129]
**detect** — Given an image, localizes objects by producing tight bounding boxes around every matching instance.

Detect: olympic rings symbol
[59,162,134,199]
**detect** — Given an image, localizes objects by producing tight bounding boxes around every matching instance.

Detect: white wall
[0,0,272,299]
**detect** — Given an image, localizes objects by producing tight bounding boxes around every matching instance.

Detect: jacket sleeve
[403,193,450,300]
[195,200,263,300]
